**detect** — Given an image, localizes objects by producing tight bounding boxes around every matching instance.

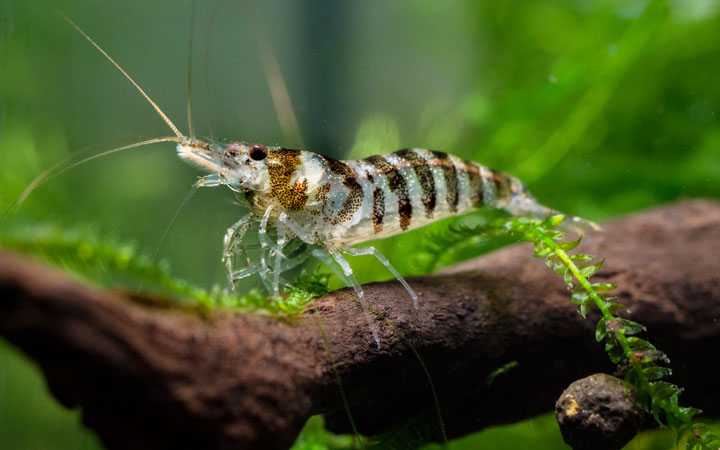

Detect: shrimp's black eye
[249,144,268,161]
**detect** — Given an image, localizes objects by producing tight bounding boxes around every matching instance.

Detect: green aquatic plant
[0,223,328,315]
[457,214,719,449]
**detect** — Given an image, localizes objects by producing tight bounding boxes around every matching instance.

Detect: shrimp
[63,15,596,348]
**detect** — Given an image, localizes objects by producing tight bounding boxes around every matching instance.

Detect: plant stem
[529,227,651,390]
[529,224,651,408]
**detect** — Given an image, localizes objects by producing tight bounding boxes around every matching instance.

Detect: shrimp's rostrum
[64,14,592,348]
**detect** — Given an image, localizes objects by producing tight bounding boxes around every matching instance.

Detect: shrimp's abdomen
[314,148,552,246]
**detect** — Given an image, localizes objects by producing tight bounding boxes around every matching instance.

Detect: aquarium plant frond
[0,223,328,315]
[503,215,717,449]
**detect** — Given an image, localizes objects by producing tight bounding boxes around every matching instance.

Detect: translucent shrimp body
[178,140,573,347]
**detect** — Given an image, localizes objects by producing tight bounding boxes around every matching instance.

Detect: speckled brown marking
[366,171,374,183]
[315,183,331,203]
[366,155,412,230]
[466,161,484,206]
[396,149,435,218]
[312,183,332,220]
[266,149,309,211]
[430,151,459,212]
[372,187,385,233]
[323,157,364,225]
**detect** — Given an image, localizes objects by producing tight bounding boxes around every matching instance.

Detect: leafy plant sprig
[504,215,719,450]
[0,223,328,315]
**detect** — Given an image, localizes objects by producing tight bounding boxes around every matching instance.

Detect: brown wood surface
[1,200,718,449]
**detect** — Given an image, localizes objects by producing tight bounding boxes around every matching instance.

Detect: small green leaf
[546,214,565,228]
[619,319,645,335]
[578,259,605,278]
[572,284,588,305]
[533,240,552,257]
[627,337,656,352]
[643,366,672,381]
[606,302,631,314]
[579,297,594,318]
[650,396,663,425]
[596,317,608,342]
[605,337,626,364]
[553,258,568,275]
[590,282,617,294]
[563,270,573,289]
[544,254,555,268]
[570,253,594,262]
[557,236,582,252]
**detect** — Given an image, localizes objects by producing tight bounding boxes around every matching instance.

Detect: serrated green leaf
[627,336,656,352]
[579,297,593,318]
[652,383,679,402]
[643,366,672,381]
[563,270,573,289]
[596,317,608,342]
[557,236,582,252]
[570,253,594,262]
[544,254,555,268]
[677,406,701,423]
[572,284,588,305]
[546,214,565,228]
[605,338,625,364]
[533,240,552,257]
[553,258,568,275]
[542,227,566,240]
[591,282,617,294]
[606,302,631,314]
[578,259,605,278]
[651,395,663,425]
[619,318,645,335]
[667,406,684,429]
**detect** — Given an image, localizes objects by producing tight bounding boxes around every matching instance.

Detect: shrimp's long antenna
[240,1,304,147]
[186,0,197,138]
[203,0,226,140]
[61,14,185,139]
[1,137,182,223]
[255,32,304,147]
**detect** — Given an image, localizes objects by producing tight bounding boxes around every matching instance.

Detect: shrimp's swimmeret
[64,14,595,348]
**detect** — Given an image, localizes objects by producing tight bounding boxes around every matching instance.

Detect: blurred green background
[1,0,719,448]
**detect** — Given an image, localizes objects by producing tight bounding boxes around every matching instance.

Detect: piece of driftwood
[0,200,718,450]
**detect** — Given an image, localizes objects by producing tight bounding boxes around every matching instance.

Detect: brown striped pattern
[396,149,436,218]
[267,149,309,211]
[323,157,364,225]
[367,155,413,230]
[372,187,384,233]
[466,162,484,207]
[490,169,512,202]
[430,151,459,212]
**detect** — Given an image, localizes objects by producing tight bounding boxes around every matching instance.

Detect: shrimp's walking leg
[343,246,419,309]
[258,205,278,294]
[257,206,296,295]
[276,241,313,273]
[311,248,350,286]
[272,212,290,296]
[221,213,255,288]
[327,247,381,349]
